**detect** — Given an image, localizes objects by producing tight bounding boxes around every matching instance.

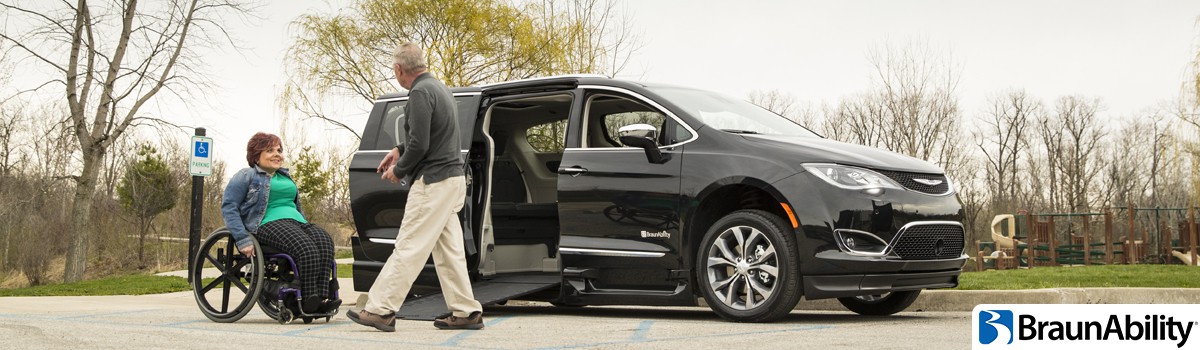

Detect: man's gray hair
[394,42,428,72]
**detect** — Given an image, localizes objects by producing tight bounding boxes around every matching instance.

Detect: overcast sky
[11,1,1200,175]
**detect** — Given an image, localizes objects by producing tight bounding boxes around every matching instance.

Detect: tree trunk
[63,148,105,282]
[138,218,147,269]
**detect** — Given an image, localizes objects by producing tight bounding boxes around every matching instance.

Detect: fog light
[834,229,890,256]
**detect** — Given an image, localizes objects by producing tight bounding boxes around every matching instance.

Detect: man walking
[347,42,483,331]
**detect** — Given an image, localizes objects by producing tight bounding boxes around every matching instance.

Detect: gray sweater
[392,72,462,184]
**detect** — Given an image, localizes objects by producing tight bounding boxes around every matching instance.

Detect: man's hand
[382,164,402,184]
[377,147,401,173]
[239,245,255,257]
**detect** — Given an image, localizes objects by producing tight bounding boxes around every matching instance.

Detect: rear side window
[526,120,568,153]
[375,100,407,150]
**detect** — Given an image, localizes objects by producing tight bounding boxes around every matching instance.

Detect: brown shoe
[347,309,395,332]
[433,311,484,330]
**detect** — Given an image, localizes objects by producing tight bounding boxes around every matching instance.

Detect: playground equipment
[975,206,1199,270]
[975,215,1020,270]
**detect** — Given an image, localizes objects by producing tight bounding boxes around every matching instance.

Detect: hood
[742,134,946,174]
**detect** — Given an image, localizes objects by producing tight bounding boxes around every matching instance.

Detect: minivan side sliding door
[349,93,481,292]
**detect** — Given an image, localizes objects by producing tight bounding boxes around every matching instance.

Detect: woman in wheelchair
[221,132,341,316]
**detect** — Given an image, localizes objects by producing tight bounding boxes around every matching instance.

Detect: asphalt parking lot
[0,284,972,350]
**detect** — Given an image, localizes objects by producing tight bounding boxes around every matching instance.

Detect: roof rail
[478,74,609,88]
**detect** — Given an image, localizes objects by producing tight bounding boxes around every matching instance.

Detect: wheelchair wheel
[191,228,264,323]
[257,291,285,322]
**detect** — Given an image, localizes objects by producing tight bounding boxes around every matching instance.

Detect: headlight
[802,163,903,191]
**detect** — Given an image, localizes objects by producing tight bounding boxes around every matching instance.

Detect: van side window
[526,120,567,153]
[585,95,667,148]
[375,101,407,150]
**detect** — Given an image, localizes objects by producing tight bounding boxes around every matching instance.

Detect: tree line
[749,41,1200,245]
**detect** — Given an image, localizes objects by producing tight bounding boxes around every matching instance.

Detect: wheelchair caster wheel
[302,317,313,324]
[278,309,292,324]
[325,316,332,323]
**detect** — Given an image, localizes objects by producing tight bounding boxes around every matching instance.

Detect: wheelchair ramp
[395,273,560,321]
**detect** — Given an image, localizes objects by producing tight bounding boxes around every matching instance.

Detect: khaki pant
[364,176,482,317]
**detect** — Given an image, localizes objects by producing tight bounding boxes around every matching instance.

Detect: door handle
[557,166,588,177]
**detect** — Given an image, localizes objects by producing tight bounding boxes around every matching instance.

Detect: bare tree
[748,89,817,127]
[1102,116,1154,208]
[0,0,253,282]
[1044,96,1107,212]
[973,89,1039,213]
[823,40,966,174]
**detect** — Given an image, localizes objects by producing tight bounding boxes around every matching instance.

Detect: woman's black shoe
[319,298,342,313]
[302,295,323,314]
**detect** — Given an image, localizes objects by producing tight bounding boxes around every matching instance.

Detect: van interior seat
[490,131,528,204]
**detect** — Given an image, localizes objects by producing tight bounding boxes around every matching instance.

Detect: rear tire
[695,210,802,322]
[837,290,921,316]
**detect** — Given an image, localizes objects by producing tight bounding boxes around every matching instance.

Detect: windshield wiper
[720,129,760,134]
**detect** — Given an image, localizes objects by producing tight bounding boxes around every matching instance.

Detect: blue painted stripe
[534,324,833,350]
[630,320,653,341]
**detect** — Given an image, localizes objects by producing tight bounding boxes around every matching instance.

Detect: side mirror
[618,124,669,164]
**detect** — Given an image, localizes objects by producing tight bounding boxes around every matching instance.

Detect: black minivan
[348,75,966,322]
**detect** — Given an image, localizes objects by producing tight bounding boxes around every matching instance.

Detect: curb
[794,288,1200,312]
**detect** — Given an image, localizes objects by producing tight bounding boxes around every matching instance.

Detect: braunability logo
[972,304,1200,349]
[978,310,1014,345]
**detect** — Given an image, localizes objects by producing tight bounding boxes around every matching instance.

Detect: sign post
[188,128,212,285]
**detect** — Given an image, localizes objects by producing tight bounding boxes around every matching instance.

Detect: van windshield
[649,86,820,137]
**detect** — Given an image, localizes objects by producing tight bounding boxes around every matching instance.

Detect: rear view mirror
[618,124,669,164]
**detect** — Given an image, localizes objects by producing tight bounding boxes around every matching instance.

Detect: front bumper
[773,171,968,298]
[802,268,962,300]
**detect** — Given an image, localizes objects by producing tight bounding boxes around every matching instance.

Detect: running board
[395,274,560,321]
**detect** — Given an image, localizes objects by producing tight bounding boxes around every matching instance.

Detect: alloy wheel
[705,225,780,310]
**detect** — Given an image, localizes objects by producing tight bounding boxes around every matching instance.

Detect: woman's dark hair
[246,132,282,167]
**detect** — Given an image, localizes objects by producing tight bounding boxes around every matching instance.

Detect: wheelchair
[191,227,340,324]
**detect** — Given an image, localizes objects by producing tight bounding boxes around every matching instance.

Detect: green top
[261,173,308,225]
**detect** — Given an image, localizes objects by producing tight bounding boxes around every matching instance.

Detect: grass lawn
[956,265,1200,290]
[0,274,191,297]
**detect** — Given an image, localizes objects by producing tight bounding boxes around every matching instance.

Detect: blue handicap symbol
[194,141,209,158]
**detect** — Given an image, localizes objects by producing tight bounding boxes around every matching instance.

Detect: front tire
[696,210,802,322]
[837,290,921,316]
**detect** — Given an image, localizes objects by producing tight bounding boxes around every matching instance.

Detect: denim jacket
[221,166,304,249]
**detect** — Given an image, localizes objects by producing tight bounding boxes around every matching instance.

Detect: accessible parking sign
[190,136,213,176]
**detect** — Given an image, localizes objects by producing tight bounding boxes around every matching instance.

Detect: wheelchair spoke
[204,253,224,273]
[230,275,248,293]
[221,277,231,313]
[200,277,222,294]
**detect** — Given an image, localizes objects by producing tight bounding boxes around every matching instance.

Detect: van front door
[557,90,685,294]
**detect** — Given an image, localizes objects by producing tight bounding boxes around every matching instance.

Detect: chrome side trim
[368,238,396,245]
[559,247,665,258]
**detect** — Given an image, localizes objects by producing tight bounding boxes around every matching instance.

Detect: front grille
[890,223,964,260]
[875,170,950,195]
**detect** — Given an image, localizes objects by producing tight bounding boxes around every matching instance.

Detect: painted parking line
[630,320,653,341]
[532,324,834,350]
